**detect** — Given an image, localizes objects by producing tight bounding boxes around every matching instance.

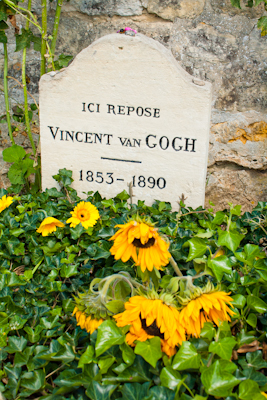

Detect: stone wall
[0,0,266,210]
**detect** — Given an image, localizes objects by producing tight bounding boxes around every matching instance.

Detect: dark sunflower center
[132,237,155,249]
[80,214,84,218]
[141,317,164,339]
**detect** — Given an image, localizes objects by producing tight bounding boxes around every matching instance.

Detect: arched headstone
[39,33,212,209]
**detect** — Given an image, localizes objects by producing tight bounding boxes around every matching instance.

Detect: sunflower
[114,295,185,357]
[73,307,103,334]
[179,290,234,338]
[36,217,65,236]
[67,201,100,229]
[0,195,13,213]
[109,220,171,272]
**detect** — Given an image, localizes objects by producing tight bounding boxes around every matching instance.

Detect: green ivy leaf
[238,379,265,400]
[14,347,33,367]
[246,313,257,328]
[217,229,244,252]
[172,341,200,370]
[201,360,240,397]
[145,386,175,400]
[95,320,125,357]
[120,342,136,365]
[245,351,267,370]
[5,336,27,353]
[186,238,208,261]
[207,255,232,281]
[200,322,216,341]
[244,243,263,261]
[134,337,162,368]
[98,355,116,374]
[159,366,182,390]
[231,294,246,309]
[212,211,226,225]
[247,295,267,313]
[78,345,94,369]
[20,369,45,392]
[208,337,236,360]
[60,264,78,278]
[119,382,150,400]
[85,381,117,400]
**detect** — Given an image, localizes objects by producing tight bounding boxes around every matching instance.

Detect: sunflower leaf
[172,342,200,370]
[134,337,162,368]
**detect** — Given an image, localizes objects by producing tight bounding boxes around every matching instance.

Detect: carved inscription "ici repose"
[82,102,161,118]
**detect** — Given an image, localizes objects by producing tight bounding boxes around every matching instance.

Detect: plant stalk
[50,0,63,58]
[3,42,15,145]
[40,0,47,76]
[22,0,36,155]
[169,256,183,277]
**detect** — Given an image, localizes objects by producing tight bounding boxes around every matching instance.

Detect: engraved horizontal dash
[101,157,142,163]
[117,178,124,181]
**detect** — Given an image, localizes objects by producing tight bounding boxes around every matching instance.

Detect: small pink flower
[117,27,137,34]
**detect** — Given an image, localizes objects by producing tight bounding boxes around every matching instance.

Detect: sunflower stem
[169,256,183,277]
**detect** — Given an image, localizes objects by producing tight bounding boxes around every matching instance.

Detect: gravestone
[39,33,212,210]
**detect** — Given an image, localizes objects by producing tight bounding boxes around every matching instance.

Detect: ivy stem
[182,381,194,398]
[207,325,220,367]
[40,0,47,76]
[22,0,36,155]
[227,213,232,231]
[50,0,63,58]
[169,256,183,277]
[3,42,14,144]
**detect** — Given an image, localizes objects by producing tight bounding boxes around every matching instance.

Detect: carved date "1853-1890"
[79,170,166,189]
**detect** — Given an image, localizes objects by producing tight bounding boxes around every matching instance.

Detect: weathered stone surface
[205,164,267,212]
[209,111,267,170]
[171,13,267,113]
[146,0,205,21]
[68,0,143,16]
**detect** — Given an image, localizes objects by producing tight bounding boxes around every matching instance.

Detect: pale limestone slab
[39,33,212,210]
